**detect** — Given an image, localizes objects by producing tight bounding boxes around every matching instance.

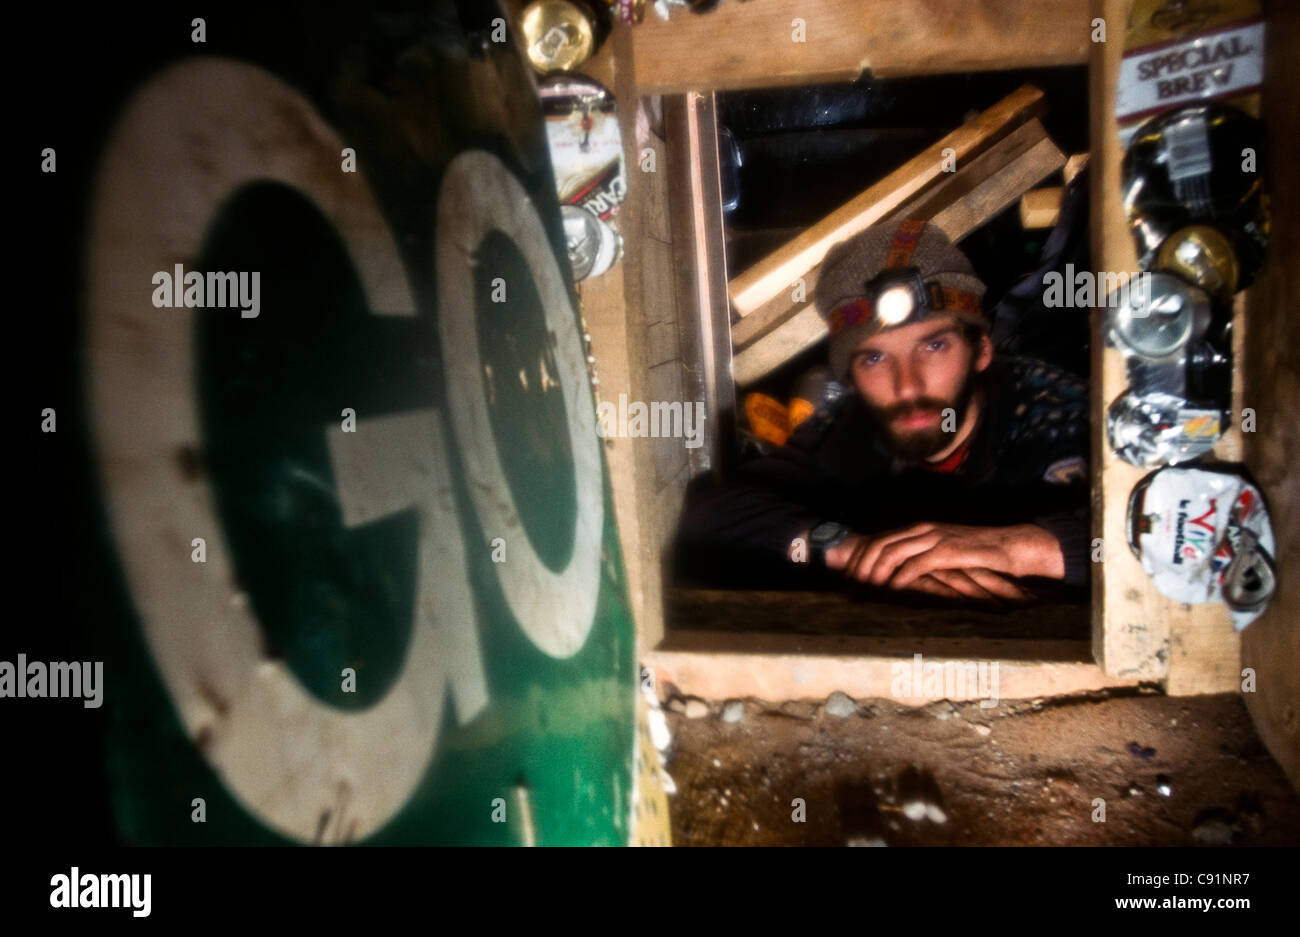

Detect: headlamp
[865,266,944,327]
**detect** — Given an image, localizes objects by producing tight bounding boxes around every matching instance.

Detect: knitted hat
[815,220,990,378]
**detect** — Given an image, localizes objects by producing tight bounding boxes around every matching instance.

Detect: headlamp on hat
[867,266,946,328]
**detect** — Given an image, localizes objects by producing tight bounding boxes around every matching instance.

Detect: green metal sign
[80,11,635,845]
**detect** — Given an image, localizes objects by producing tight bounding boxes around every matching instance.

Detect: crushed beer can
[562,204,621,281]
[539,74,627,222]
[1105,272,1231,462]
[1122,102,1268,289]
[1107,390,1223,467]
[1109,271,1211,361]
[1155,224,1241,303]
[615,0,646,24]
[521,0,607,73]
[1127,467,1277,629]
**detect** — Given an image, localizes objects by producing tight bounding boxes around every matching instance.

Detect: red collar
[919,437,972,474]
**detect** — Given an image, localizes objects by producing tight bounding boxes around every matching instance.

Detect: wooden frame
[576,1,1294,736]
[1089,0,1246,693]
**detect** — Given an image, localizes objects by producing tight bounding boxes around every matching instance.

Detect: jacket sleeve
[1025,446,1091,587]
[675,420,834,568]
[1031,510,1090,586]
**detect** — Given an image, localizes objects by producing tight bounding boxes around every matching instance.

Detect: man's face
[848,315,993,461]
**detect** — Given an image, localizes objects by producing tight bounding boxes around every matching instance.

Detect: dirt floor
[662,689,1300,846]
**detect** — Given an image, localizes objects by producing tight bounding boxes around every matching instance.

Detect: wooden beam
[629,0,1092,94]
[585,20,667,653]
[1088,0,1243,687]
[1063,151,1090,186]
[732,129,1065,385]
[646,632,1141,704]
[669,91,736,480]
[728,84,1047,320]
[1019,186,1063,228]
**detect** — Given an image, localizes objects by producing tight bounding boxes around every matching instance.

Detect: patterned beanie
[815,220,990,378]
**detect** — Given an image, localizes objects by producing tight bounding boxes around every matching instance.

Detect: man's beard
[865,367,981,462]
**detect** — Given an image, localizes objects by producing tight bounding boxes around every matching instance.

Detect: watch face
[810,521,846,545]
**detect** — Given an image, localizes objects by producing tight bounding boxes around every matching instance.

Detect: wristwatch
[808,521,851,568]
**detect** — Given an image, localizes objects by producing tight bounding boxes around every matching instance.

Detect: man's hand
[842,522,1064,584]
[824,522,1064,599]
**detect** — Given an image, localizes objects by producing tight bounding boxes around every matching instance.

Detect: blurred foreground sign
[80,5,635,845]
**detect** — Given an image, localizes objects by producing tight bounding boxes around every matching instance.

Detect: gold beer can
[522,0,599,74]
[1155,224,1240,304]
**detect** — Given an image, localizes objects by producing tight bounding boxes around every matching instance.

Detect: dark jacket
[676,356,1091,588]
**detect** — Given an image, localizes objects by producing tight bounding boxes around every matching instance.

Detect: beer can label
[1128,467,1276,629]
[1117,1,1264,149]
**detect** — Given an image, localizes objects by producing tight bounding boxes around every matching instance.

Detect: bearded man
[677,219,1090,602]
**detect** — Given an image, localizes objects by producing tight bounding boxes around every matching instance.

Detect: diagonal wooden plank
[728,84,1046,319]
[732,132,1065,385]
[732,119,1052,350]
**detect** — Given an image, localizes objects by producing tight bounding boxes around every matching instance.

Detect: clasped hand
[823,522,1064,602]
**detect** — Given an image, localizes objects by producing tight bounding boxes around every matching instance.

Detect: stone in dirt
[825,691,857,718]
[684,697,711,719]
[1192,808,1236,845]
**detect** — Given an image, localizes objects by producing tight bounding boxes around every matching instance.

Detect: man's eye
[857,352,882,368]
[926,339,948,352]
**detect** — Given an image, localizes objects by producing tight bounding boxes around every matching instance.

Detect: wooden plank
[1063,152,1090,186]
[646,632,1141,705]
[1088,0,1243,686]
[731,119,1053,350]
[640,114,672,244]
[668,587,1089,640]
[664,92,736,480]
[652,462,691,568]
[732,131,1065,385]
[1240,0,1300,793]
[595,20,666,652]
[927,134,1064,238]
[728,84,1046,319]
[580,265,663,649]
[646,360,687,488]
[732,303,827,385]
[629,0,1092,94]
[1020,186,1063,228]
